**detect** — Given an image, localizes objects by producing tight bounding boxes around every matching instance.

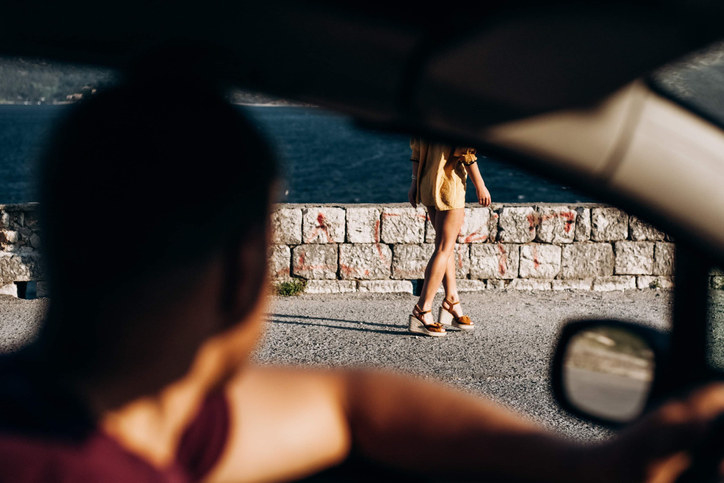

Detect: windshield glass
[650,40,724,131]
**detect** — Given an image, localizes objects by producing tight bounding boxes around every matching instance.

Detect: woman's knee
[434,240,457,257]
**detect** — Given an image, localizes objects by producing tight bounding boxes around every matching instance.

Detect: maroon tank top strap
[176,389,230,481]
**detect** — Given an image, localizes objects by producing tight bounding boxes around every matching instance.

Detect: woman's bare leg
[416,208,465,321]
[441,247,459,303]
[431,211,462,310]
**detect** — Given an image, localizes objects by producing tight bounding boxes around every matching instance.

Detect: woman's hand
[475,183,491,207]
[408,182,417,208]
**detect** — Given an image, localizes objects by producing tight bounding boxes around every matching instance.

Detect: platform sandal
[438,298,474,331]
[409,305,446,337]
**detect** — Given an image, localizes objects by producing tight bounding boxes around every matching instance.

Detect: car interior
[1,1,723,480]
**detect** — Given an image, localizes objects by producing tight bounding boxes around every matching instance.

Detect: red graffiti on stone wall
[462,232,488,243]
[373,220,387,261]
[295,251,335,273]
[305,212,334,243]
[497,243,508,276]
[339,263,370,278]
[538,211,576,233]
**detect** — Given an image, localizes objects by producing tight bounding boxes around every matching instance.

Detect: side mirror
[551,319,669,427]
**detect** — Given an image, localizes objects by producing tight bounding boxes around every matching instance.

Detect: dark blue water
[0,105,591,204]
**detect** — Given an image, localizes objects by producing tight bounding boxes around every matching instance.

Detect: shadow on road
[267,313,410,336]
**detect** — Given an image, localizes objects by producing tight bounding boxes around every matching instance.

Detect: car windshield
[0,51,722,445]
[650,40,724,132]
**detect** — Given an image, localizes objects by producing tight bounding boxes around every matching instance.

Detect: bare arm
[464,161,491,207]
[206,366,595,482]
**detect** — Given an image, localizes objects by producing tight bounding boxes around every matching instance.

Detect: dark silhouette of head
[35,59,278,392]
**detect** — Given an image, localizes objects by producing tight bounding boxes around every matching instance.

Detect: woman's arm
[464,161,491,207]
[452,147,491,207]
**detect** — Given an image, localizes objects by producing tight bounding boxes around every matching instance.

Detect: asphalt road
[3,289,723,443]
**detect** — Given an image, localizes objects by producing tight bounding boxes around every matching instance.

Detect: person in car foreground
[0,68,723,483]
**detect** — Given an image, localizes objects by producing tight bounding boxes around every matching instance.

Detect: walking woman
[408,137,491,337]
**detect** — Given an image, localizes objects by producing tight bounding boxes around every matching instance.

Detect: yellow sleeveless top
[410,138,477,211]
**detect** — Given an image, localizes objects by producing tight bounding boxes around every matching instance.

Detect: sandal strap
[414,304,431,315]
[413,305,444,331]
[443,298,460,307]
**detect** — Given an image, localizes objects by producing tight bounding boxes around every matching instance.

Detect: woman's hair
[36,61,278,375]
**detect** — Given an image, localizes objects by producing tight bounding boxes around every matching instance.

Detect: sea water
[0,104,591,204]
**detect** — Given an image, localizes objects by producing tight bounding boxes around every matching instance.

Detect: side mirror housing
[551,319,669,427]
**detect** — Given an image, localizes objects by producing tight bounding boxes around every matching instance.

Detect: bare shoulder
[206,365,352,482]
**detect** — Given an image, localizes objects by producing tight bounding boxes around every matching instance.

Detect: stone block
[470,244,520,280]
[453,244,470,279]
[574,207,591,241]
[381,207,426,244]
[711,266,724,276]
[455,279,487,292]
[0,252,42,284]
[0,283,17,297]
[593,276,637,291]
[637,276,674,290]
[270,208,302,245]
[486,279,510,290]
[302,207,345,243]
[0,230,19,250]
[560,243,614,279]
[614,241,654,275]
[457,207,492,243]
[304,280,357,294]
[29,234,41,249]
[654,242,675,276]
[391,243,468,280]
[339,244,392,280]
[0,208,23,229]
[392,244,434,280]
[519,244,561,279]
[629,216,666,241]
[292,245,338,280]
[535,206,576,244]
[591,207,628,241]
[358,280,413,294]
[346,207,381,243]
[712,277,724,290]
[552,279,594,291]
[497,207,536,243]
[510,279,552,290]
[268,245,291,280]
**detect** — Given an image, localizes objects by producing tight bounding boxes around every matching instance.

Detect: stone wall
[270,203,722,294]
[2,202,723,297]
[0,204,43,296]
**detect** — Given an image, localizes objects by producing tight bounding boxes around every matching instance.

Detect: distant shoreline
[0,101,316,108]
